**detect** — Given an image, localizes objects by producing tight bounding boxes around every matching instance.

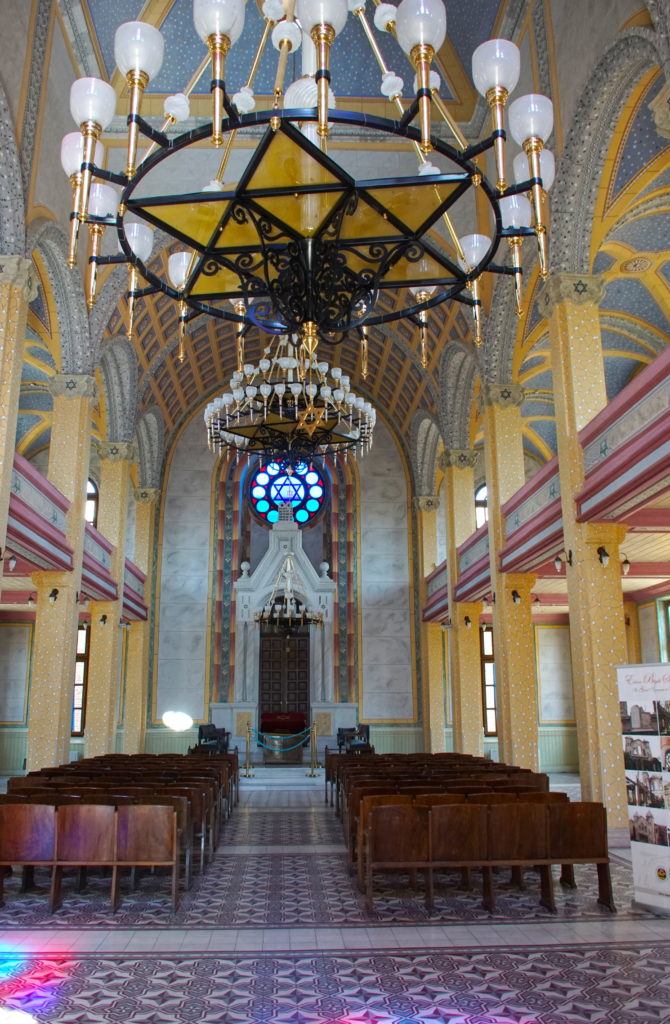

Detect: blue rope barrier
[251,727,311,752]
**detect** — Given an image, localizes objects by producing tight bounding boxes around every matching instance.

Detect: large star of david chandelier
[63,0,555,462]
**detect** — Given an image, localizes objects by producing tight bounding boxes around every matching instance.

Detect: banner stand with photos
[617,663,670,914]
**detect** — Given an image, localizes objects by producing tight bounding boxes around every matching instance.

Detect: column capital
[414,494,440,512]
[95,440,138,463]
[479,383,525,409]
[0,255,38,301]
[438,449,478,470]
[49,373,98,400]
[134,487,160,505]
[538,273,606,316]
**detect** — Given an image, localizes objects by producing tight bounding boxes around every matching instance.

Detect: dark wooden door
[259,628,310,716]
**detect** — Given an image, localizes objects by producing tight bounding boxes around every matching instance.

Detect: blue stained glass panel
[248,461,327,525]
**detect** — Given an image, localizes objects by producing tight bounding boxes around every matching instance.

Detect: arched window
[480,625,497,736]
[249,461,327,525]
[475,484,488,528]
[85,478,99,528]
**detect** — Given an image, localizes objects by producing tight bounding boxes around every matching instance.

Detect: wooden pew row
[362,800,615,914]
[0,801,181,912]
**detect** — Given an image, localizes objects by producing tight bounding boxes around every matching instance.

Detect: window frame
[480,624,497,736]
[85,478,99,529]
[71,624,90,737]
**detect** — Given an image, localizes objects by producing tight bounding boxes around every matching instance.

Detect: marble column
[123,487,159,753]
[0,257,37,556]
[415,495,444,751]
[26,374,96,770]
[541,273,628,823]
[481,385,539,769]
[439,449,484,755]
[85,441,135,758]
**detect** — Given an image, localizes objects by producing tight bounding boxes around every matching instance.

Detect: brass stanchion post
[244,720,254,778]
[307,722,319,777]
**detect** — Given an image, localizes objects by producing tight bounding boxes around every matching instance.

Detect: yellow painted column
[439,449,484,755]
[27,374,96,770]
[415,495,441,751]
[481,385,539,769]
[85,441,135,758]
[0,257,37,554]
[123,486,159,753]
[541,273,628,824]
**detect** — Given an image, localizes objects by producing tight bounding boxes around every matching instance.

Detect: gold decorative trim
[134,487,160,505]
[95,440,138,462]
[0,255,38,301]
[538,273,606,315]
[479,383,525,409]
[48,373,98,399]
[438,449,478,470]
[414,495,440,512]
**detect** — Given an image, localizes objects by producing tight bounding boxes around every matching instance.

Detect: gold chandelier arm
[429,86,467,151]
[139,54,211,166]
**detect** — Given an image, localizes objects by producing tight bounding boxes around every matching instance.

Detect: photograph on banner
[628,804,670,846]
[659,701,670,735]
[625,768,664,808]
[620,698,659,734]
[662,736,670,772]
[624,734,663,772]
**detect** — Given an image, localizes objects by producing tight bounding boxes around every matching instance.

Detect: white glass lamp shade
[168,251,192,289]
[60,132,103,176]
[70,77,117,128]
[471,38,520,96]
[124,221,154,262]
[457,233,491,271]
[162,710,194,732]
[114,21,165,80]
[193,0,246,43]
[513,147,555,190]
[297,0,348,34]
[395,0,447,56]
[508,93,554,145]
[88,182,118,219]
[498,194,531,230]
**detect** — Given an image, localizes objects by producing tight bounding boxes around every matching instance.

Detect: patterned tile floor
[1,769,670,1024]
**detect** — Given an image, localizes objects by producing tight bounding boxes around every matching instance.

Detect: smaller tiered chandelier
[255,546,324,631]
[204,330,376,464]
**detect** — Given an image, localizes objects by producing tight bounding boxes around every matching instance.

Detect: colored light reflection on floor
[0,945,65,1021]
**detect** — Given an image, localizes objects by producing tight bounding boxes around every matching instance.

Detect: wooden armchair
[0,803,57,904]
[364,804,431,911]
[113,804,180,912]
[50,803,118,912]
[546,801,615,911]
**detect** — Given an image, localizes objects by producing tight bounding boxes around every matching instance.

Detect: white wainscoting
[368,726,424,753]
[0,727,27,774]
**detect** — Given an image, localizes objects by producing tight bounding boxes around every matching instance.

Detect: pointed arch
[100,336,139,443]
[135,405,166,489]
[0,79,24,255]
[409,412,441,496]
[551,28,662,275]
[439,342,480,450]
[26,220,91,373]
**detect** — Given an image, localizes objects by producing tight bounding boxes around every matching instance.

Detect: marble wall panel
[359,422,415,723]
[155,417,213,719]
[0,624,31,722]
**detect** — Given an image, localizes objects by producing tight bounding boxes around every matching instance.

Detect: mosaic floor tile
[1,944,669,1024]
[222,809,344,845]
[0,848,642,930]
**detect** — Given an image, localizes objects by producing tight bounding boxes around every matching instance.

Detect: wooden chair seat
[365,804,431,911]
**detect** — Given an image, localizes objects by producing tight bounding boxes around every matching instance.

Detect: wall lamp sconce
[99,614,108,626]
[464,615,472,627]
[621,554,631,576]
[483,593,495,608]
[511,589,521,605]
[8,555,16,571]
[441,619,452,631]
[48,588,59,604]
[553,550,573,572]
[532,594,541,605]
[597,546,610,567]
[79,593,90,609]
[28,593,36,607]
